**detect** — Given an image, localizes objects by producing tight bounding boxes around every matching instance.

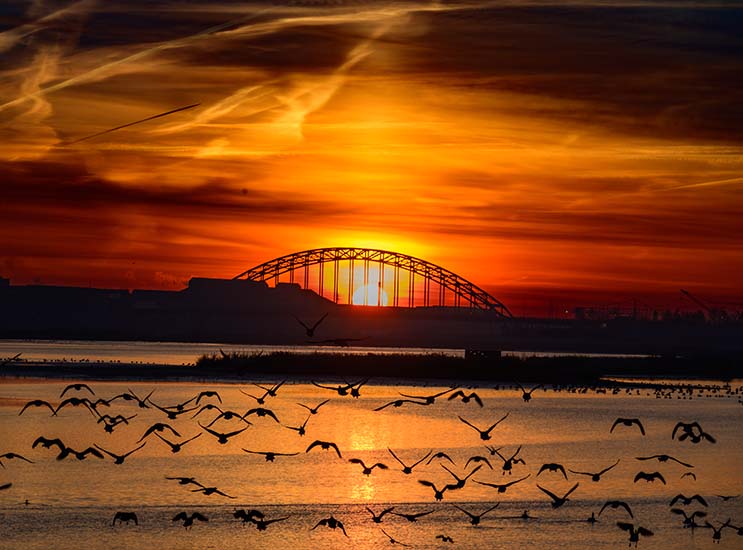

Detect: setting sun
[352,283,389,306]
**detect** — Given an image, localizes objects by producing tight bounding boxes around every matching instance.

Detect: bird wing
[471,393,484,407]
[691,494,708,506]
[193,512,209,522]
[616,521,634,532]
[93,445,116,459]
[172,512,187,521]
[655,472,666,484]
[448,391,464,400]
[410,450,433,468]
[670,456,694,468]
[669,494,683,506]
[506,474,531,487]
[537,485,560,502]
[329,442,343,458]
[633,419,646,435]
[671,422,686,439]
[563,482,580,499]
[458,416,480,432]
[374,401,397,411]
[598,459,621,475]
[310,313,329,330]
[306,440,322,453]
[349,458,365,466]
[637,527,653,537]
[610,418,622,433]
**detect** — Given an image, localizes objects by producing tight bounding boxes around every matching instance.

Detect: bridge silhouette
[233,247,512,318]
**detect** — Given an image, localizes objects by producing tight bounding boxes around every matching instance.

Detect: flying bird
[568,459,620,482]
[252,516,290,531]
[311,515,348,536]
[374,399,428,411]
[492,445,526,474]
[473,474,531,493]
[458,414,509,441]
[242,449,299,462]
[243,407,280,423]
[191,486,236,498]
[297,399,330,415]
[447,390,483,407]
[426,451,455,466]
[284,415,311,437]
[417,480,450,501]
[31,436,65,452]
[670,494,708,507]
[18,400,56,416]
[112,511,138,526]
[60,383,95,397]
[194,391,222,406]
[392,510,435,522]
[388,448,432,474]
[537,482,580,508]
[349,458,388,476]
[110,389,154,409]
[453,503,500,526]
[366,506,395,523]
[610,418,646,436]
[537,463,568,479]
[199,423,249,444]
[172,511,208,528]
[165,476,202,486]
[670,508,707,529]
[599,500,633,519]
[0,453,34,468]
[635,454,693,468]
[515,383,543,402]
[616,522,654,547]
[154,432,201,453]
[306,440,342,459]
[441,464,482,490]
[672,421,716,444]
[633,471,666,484]
[294,313,328,337]
[465,455,494,470]
[138,423,180,443]
[233,509,265,524]
[398,387,459,404]
[54,397,97,417]
[436,534,454,543]
[94,442,146,465]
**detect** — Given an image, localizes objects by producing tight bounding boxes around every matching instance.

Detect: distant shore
[1,351,741,384]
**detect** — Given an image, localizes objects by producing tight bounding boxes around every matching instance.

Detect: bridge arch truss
[233,248,512,318]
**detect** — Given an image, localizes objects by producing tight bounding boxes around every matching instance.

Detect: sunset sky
[1,1,742,315]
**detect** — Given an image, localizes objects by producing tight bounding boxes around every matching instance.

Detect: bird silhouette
[191,404,224,419]
[60,383,95,398]
[54,397,97,417]
[110,389,154,409]
[716,495,739,501]
[670,508,706,530]
[436,534,454,543]
[297,399,330,415]
[165,476,202,486]
[312,515,348,536]
[306,440,342,459]
[205,409,250,427]
[516,383,543,402]
[56,446,104,461]
[374,399,428,411]
[492,445,526,474]
[636,454,693,467]
[0,482,11,491]
[453,503,500,525]
[458,414,509,441]
[537,482,580,508]
[97,414,136,433]
[233,508,265,524]
[94,442,146,465]
[294,313,328,337]
[172,511,208,528]
[617,522,653,547]
[465,455,494,470]
[242,449,299,462]
[681,471,697,480]
[610,418,646,436]
[568,459,620,482]
[381,528,411,546]
[243,407,280,423]
[348,379,368,398]
[284,415,311,437]
[672,422,716,444]
[312,381,355,396]
[392,509,435,522]
[388,449,432,474]
[398,387,459,404]
[0,453,34,468]
[253,381,286,399]
[418,480,450,501]
[599,500,634,519]
[138,423,180,443]
[633,471,666,484]
[426,451,455,466]
[441,464,482,490]
[252,516,290,531]
[447,390,483,407]
[111,511,138,526]
[19,400,56,416]
[194,391,222,405]
[366,506,395,523]
[349,458,388,475]
[704,520,731,543]
[31,436,65,453]
[191,485,236,498]
[670,494,708,507]
[199,423,249,444]
[154,432,201,453]
[240,389,268,405]
[537,463,568,479]
[473,474,531,493]
[147,400,198,420]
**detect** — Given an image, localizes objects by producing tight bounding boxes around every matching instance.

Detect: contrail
[62,103,200,145]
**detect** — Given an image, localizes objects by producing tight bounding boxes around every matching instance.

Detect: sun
[352,283,389,306]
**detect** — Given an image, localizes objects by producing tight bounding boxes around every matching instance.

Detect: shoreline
[1,351,741,384]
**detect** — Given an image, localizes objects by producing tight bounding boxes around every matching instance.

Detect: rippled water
[1,378,741,549]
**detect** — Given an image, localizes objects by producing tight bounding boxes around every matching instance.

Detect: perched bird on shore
[349,458,388,476]
[366,506,395,523]
[388,449,432,474]
[312,515,348,536]
[636,454,693,468]
[60,383,95,397]
[538,463,568,479]
[610,418,646,436]
[306,440,343,459]
[398,387,458,405]
[112,511,138,526]
[242,449,299,462]
[473,474,531,494]
[616,522,653,547]
[634,471,666,484]
[453,504,499,526]
[19,400,56,416]
[418,479,450,501]
[569,459,620,482]
[670,494,708,507]
[392,509,435,522]
[297,399,330,415]
[94,442,146,465]
[447,390,483,407]
[0,453,34,468]
[199,423,249,444]
[172,511,208,528]
[599,500,633,519]
[458,414,509,441]
[154,432,201,453]
[537,483,580,508]
[516,383,543,402]
[294,313,328,337]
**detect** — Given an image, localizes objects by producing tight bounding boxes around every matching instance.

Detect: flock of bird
[2,374,742,548]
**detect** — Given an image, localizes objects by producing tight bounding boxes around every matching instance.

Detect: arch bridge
[233,248,513,318]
